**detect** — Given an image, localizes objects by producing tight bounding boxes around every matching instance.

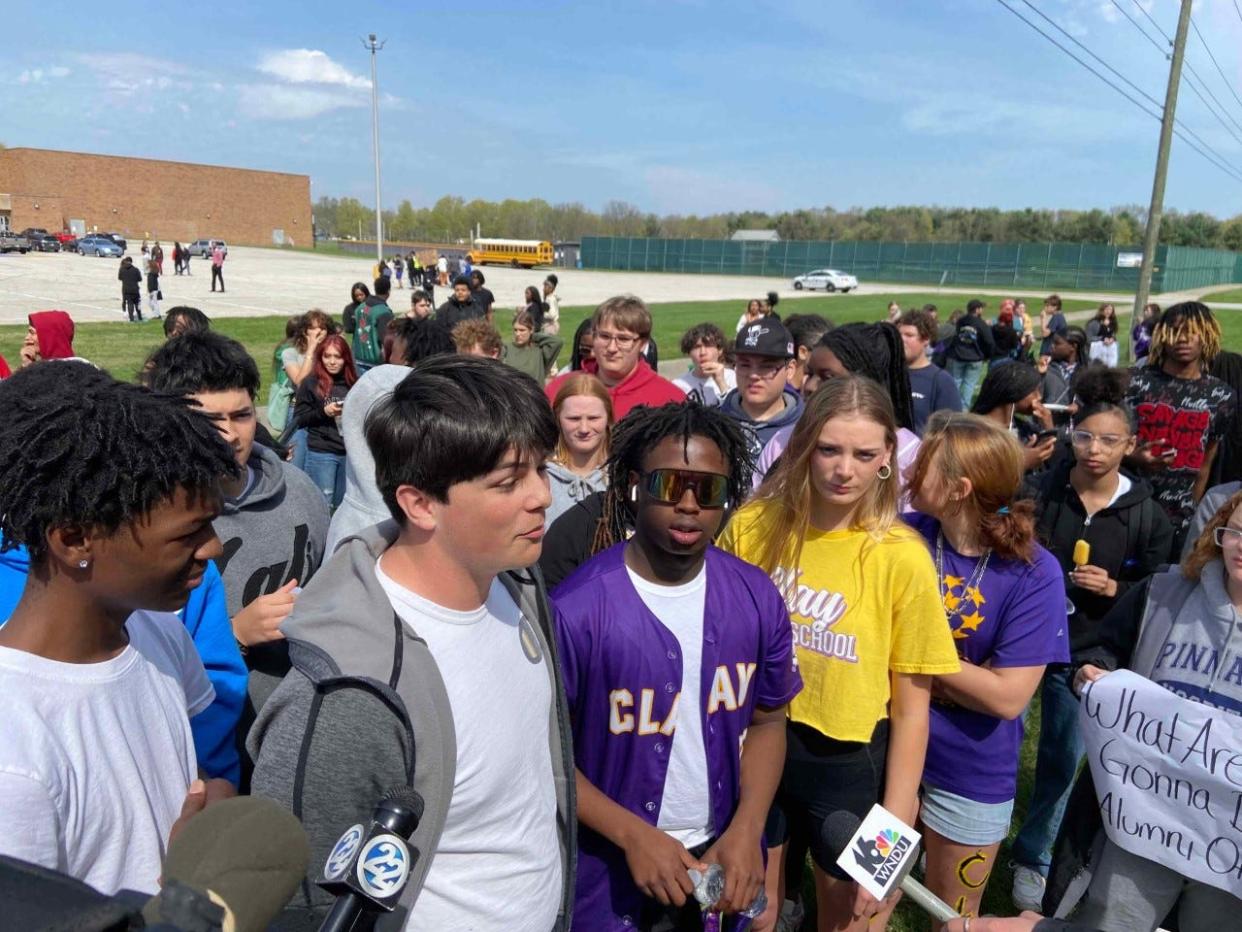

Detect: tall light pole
[363,33,386,266]
[1129,0,1193,359]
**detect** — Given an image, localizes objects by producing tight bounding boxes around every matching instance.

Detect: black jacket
[436,295,485,332]
[540,492,605,591]
[947,313,996,363]
[1031,459,1173,652]
[117,264,142,294]
[293,375,349,455]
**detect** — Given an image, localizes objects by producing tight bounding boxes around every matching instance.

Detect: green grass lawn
[1202,286,1242,305]
[0,291,1109,391]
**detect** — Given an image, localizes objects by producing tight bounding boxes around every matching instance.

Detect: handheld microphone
[317,786,425,932]
[144,794,310,932]
[822,808,959,924]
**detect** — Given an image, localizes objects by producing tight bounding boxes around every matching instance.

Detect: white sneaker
[775,895,805,932]
[1011,863,1046,912]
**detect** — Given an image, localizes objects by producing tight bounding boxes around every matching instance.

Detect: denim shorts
[920,783,1015,847]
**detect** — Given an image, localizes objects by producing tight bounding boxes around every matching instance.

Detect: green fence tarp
[579,237,1242,292]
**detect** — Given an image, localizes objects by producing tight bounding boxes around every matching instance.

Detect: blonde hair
[748,375,900,575]
[1183,488,1242,580]
[550,373,614,465]
[906,412,1037,562]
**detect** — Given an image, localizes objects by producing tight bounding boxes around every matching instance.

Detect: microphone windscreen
[821,810,863,862]
[381,785,425,824]
[149,795,309,932]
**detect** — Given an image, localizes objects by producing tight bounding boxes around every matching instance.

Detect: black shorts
[765,719,889,880]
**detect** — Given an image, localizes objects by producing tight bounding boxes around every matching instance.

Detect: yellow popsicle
[1073,539,1091,567]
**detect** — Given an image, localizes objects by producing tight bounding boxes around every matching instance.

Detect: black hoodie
[1031,458,1174,651]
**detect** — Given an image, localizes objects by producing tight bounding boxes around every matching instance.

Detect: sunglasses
[640,469,730,508]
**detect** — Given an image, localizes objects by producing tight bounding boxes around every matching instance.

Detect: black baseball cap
[736,317,795,358]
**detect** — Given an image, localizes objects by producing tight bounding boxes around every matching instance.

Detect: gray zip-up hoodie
[546,460,607,528]
[247,520,576,930]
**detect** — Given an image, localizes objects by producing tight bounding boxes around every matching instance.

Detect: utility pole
[1130,0,1193,359]
[363,33,386,266]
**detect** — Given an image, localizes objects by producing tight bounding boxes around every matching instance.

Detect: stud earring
[78,560,89,569]
[629,486,638,502]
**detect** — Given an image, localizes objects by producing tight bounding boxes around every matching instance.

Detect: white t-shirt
[626,565,713,848]
[376,562,561,932]
[673,368,737,408]
[0,611,212,895]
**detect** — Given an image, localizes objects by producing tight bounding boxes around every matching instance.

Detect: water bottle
[688,864,768,923]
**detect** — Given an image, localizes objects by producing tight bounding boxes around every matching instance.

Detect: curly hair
[0,362,237,563]
[1183,488,1242,580]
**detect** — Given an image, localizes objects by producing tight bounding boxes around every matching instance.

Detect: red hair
[313,334,357,399]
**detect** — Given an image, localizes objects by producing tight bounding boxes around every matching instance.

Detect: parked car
[31,234,61,252]
[53,231,79,244]
[0,231,31,254]
[19,227,49,239]
[101,232,127,252]
[77,235,123,257]
[188,238,228,258]
[791,268,859,293]
[60,236,79,252]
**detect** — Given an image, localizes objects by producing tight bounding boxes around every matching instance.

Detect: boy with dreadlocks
[552,403,801,930]
[0,361,238,894]
[1125,301,1236,558]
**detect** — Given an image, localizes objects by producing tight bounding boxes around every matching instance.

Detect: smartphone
[1034,428,1059,442]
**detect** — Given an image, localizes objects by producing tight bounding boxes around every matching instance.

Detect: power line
[992,0,1242,184]
[1109,0,1167,55]
[1017,0,1162,110]
[1189,16,1242,122]
[1132,0,1172,42]
[1235,0,1242,31]
[1113,0,1242,140]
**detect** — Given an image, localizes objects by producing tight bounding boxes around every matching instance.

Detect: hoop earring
[877,464,893,481]
[629,486,638,503]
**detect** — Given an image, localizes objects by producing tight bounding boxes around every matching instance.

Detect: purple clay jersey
[907,513,1070,803]
[552,544,802,931]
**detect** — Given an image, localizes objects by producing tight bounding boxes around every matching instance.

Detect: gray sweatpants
[1076,838,1239,932]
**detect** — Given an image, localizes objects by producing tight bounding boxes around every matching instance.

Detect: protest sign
[1080,669,1242,897]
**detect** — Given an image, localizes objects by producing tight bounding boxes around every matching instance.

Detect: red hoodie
[545,357,685,421]
[28,310,76,360]
[0,355,10,380]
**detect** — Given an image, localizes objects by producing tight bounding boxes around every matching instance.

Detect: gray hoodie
[325,364,410,554]
[546,460,607,528]
[719,385,805,465]
[214,442,329,722]
[247,521,576,930]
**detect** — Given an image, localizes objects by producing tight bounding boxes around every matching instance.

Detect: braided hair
[591,403,754,555]
[970,362,1040,415]
[820,322,915,431]
[0,362,238,563]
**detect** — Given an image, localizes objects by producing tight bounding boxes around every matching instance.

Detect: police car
[792,268,859,293]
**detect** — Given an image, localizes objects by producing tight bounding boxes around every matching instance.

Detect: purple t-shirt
[552,543,802,931]
[907,513,1069,803]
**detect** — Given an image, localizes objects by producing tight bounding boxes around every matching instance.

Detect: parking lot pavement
[0,245,1184,325]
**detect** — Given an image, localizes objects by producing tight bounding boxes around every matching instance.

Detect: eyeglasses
[594,330,641,350]
[1070,430,1128,451]
[641,469,730,508]
[1215,526,1242,547]
[738,359,789,379]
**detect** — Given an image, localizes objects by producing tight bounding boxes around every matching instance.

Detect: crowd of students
[1,278,1241,932]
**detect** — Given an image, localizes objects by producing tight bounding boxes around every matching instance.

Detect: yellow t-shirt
[718,501,960,742]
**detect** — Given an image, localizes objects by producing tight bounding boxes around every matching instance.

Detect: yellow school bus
[467,238,554,268]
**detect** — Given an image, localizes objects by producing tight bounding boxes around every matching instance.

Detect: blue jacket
[0,545,246,784]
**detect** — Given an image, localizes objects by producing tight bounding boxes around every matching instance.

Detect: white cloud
[48,66,71,78]
[256,49,370,89]
[236,83,367,119]
[177,102,191,114]
[18,69,42,84]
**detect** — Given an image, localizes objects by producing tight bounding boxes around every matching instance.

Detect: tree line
[313,195,1242,251]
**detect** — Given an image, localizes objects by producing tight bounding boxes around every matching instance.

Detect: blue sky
[4,0,1242,217]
